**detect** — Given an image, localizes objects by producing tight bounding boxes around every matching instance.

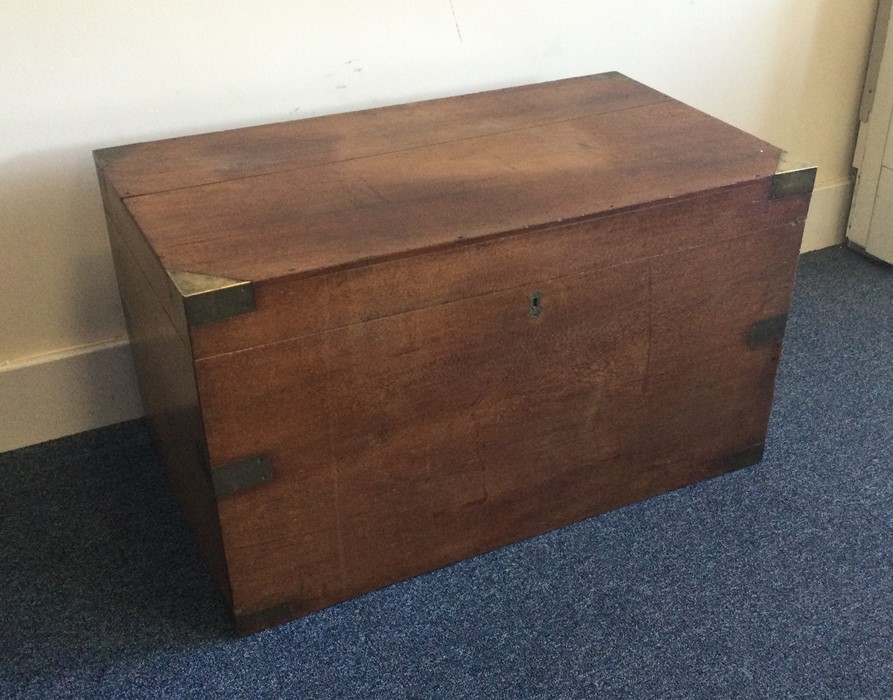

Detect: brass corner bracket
[211,454,273,499]
[771,152,817,200]
[722,443,766,473]
[235,601,294,635]
[747,314,788,348]
[168,270,255,327]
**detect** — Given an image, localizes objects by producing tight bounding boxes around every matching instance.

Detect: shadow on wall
[0,106,302,365]
[0,147,128,351]
[766,0,877,172]
[0,147,131,417]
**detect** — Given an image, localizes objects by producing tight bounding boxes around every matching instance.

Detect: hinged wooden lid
[95,72,791,291]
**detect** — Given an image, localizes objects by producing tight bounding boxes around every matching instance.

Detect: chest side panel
[193,192,805,627]
[103,209,231,605]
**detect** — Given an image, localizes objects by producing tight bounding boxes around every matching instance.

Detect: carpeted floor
[1,245,891,699]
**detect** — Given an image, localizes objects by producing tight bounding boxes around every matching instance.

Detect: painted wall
[0,0,880,450]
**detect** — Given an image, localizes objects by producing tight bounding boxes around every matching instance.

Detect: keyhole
[528,291,543,320]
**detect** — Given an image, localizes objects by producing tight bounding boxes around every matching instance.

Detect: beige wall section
[0,0,880,450]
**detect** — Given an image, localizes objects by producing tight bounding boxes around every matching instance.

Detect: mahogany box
[94,72,815,634]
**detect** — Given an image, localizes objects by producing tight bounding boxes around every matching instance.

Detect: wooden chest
[94,72,815,634]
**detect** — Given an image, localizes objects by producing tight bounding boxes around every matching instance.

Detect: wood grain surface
[195,213,804,622]
[97,73,664,197]
[100,73,780,284]
[188,180,806,359]
[94,72,811,633]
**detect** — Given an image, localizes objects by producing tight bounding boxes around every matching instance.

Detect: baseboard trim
[800,178,854,253]
[0,339,143,453]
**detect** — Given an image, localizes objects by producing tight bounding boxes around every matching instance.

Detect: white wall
[0,0,880,451]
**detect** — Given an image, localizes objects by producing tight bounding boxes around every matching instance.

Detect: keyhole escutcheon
[528,291,543,320]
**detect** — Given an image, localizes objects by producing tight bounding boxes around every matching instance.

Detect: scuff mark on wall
[448,0,463,42]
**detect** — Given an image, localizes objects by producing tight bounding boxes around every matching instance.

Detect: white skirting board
[0,179,854,453]
[800,178,854,253]
[0,339,143,453]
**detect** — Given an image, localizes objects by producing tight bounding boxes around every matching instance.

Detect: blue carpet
[1,245,891,699]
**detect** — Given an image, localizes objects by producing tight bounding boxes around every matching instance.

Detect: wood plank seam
[114,96,673,201]
[191,218,800,363]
